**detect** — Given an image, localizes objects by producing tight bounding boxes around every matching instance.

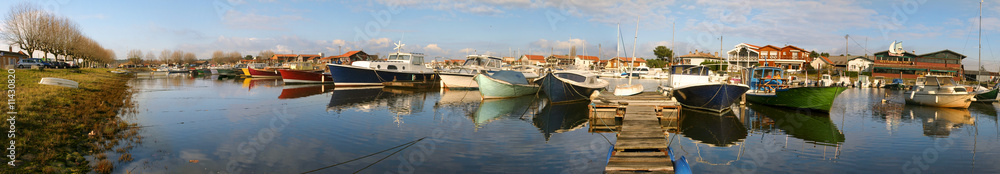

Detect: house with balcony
[727,43,809,71]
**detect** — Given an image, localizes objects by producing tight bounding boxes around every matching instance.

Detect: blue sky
[3,0,1000,70]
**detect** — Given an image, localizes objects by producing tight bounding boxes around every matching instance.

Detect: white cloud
[375,0,678,28]
[689,0,879,47]
[222,10,303,30]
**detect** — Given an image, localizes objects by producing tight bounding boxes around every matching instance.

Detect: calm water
[114,75,1000,173]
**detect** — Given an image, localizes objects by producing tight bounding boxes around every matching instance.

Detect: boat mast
[979,0,983,86]
[630,16,639,85]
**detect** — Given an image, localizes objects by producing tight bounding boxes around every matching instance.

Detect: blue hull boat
[534,71,609,103]
[327,64,435,86]
[672,83,750,112]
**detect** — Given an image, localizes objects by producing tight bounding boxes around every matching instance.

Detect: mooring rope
[301,137,427,174]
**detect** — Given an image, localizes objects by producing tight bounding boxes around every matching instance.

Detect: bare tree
[1,2,44,57]
[257,50,274,60]
[183,52,196,64]
[126,49,142,64]
[145,51,157,64]
[170,50,183,65]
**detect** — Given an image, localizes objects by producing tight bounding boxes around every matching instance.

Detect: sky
[2,0,1000,70]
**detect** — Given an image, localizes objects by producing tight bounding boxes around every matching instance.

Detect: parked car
[15,59,45,68]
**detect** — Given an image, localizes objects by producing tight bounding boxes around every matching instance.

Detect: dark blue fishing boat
[665,65,749,112]
[326,52,436,86]
[533,70,609,103]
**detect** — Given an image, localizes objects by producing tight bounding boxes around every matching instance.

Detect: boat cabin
[355,52,433,73]
[747,66,787,91]
[911,76,968,93]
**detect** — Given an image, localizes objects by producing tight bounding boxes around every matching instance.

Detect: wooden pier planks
[605,104,675,173]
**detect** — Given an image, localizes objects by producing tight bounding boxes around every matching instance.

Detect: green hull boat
[974,88,999,102]
[745,86,847,112]
[474,71,539,99]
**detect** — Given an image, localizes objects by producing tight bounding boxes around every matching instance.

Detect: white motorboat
[438,55,506,89]
[903,75,976,108]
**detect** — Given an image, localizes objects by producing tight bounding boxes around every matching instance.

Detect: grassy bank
[0,68,138,173]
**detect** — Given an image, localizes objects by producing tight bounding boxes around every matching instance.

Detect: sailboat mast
[979,0,983,83]
[630,16,639,84]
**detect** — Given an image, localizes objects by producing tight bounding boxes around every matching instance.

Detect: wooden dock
[590,91,680,173]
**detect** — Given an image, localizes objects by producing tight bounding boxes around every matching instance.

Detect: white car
[16,59,45,68]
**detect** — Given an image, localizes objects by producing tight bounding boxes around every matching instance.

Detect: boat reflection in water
[325,86,431,115]
[533,100,590,141]
[472,95,541,128]
[903,104,974,137]
[747,103,845,146]
[242,78,282,89]
[278,84,336,99]
[679,108,747,147]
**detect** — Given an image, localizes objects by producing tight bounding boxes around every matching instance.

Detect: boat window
[555,73,587,83]
[938,77,955,86]
[387,65,398,70]
[411,56,423,65]
[389,55,411,61]
[925,77,939,86]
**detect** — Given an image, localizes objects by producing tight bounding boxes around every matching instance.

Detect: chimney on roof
[715,52,718,57]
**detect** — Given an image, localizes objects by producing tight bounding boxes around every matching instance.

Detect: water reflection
[472,95,541,128]
[242,78,282,89]
[324,86,433,117]
[678,108,747,147]
[747,104,846,146]
[278,84,336,99]
[533,101,590,141]
[903,104,974,137]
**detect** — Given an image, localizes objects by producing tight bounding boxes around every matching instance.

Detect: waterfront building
[605,57,646,69]
[321,50,371,65]
[519,55,546,66]
[727,43,810,71]
[871,49,965,80]
[678,50,723,66]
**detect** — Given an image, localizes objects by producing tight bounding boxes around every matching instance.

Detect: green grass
[0,68,138,173]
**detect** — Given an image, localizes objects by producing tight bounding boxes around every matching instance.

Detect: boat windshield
[388,55,411,61]
[682,67,710,75]
[463,58,483,66]
[937,77,956,86]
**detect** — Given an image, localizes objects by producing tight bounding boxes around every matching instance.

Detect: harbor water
[116,75,1000,173]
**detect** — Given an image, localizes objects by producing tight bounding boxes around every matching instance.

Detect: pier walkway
[591,92,679,173]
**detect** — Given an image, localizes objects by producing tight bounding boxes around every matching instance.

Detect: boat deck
[590,91,680,173]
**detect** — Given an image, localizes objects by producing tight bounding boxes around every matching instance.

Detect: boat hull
[246,68,281,78]
[474,74,540,99]
[974,88,999,102]
[904,92,976,108]
[217,69,237,76]
[536,73,602,103]
[326,64,435,87]
[278,69,333,84]
[439,73,478,89]
[672,83,750,112]
[745,86,847,112]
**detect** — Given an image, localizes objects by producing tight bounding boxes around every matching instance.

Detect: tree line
[1,2,114,65]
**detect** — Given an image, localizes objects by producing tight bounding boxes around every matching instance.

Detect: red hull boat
[245,67,281,78]
[278,69,333,84]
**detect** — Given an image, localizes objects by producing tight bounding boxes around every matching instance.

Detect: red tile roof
[613,57,646,62]
[522,55,545,61]
[550,55,570,59]
[576,55,599,61]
